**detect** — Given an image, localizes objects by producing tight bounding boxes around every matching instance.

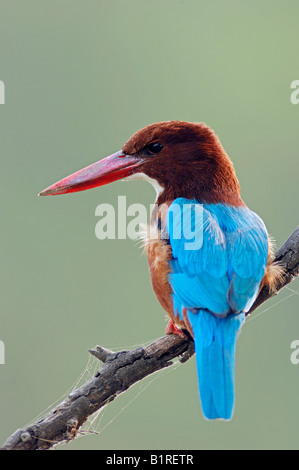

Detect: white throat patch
[123,172,164,200]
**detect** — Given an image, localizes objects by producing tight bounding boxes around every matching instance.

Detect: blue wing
[166,198,268,420]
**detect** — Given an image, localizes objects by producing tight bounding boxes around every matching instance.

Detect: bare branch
[1,225,298,451]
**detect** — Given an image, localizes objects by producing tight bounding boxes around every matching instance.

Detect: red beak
[39,151,143,196]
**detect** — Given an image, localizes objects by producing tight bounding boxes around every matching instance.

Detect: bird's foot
[165,319,195,363]
[165,319,188,339]
[179,340,195,363]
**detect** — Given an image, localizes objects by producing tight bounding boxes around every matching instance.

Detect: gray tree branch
[1,225,299,451]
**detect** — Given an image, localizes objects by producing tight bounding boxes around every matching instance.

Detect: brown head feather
[122,121,243,206]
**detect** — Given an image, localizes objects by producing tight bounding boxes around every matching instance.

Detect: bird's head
[39,121,242,205]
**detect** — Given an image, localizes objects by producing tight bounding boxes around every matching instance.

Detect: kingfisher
[39,121,282,420]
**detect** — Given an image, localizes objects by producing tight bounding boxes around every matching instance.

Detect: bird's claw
[165,319,188,339]
[179,341,195,363]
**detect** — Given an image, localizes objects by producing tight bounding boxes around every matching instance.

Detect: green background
[0,0,298,450]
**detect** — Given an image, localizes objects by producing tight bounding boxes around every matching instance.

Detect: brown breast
[140,204,193,333]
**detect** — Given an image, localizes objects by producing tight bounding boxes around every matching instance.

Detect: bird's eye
[147,142,163,154]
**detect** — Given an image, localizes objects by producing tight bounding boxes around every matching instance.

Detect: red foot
[165,319,188,339]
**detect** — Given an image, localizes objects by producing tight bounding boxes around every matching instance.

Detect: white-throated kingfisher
[40,121,282,420]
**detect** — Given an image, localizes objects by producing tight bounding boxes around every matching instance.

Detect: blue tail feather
[188,310,245,420]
